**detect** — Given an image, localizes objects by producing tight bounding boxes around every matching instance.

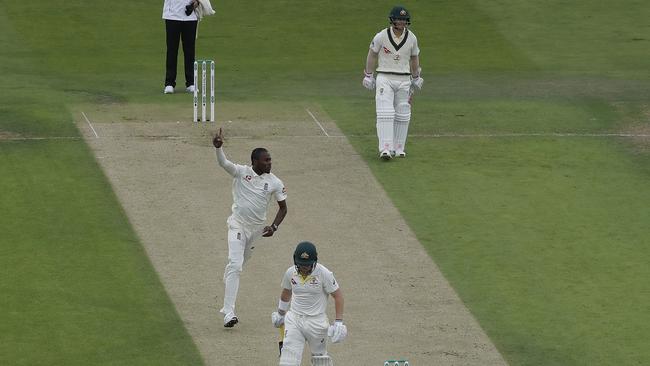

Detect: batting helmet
[389,5,411,25]
[293,241,318,267]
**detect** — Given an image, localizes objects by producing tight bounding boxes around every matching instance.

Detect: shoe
[186,85,195,93]
[224,317,238,328]
[224,313,239,328]
[164,85,174,94]
[379,150,392,160]
[395,150,406,158]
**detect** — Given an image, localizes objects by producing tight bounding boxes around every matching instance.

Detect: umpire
[162,0,199,94]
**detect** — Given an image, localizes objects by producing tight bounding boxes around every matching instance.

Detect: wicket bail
[193,59,215,123]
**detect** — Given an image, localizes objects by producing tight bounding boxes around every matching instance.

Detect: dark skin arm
[263,200,287,237]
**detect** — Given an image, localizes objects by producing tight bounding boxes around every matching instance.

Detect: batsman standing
[272,241,346,366]
[363,5,423,159]
[213,128,288,327]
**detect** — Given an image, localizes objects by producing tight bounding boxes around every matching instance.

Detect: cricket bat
[278,324,285,355]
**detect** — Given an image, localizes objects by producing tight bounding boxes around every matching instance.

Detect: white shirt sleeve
[410,33,420,56]
[274,178,287,202]
[369,31,383,53]
[322,270,339,294]
[215,148,241,177]
[281,267,293,290]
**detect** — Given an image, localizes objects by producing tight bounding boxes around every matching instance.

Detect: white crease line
[3,133,649,142]
[81,111,99,138]
[305,108,330,137]
[407,133,650,138]
[3,137,81,141]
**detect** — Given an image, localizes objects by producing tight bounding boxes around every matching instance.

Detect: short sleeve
[274,178,287,202]
[281,267,293,290]
[369,32,382,53]
[322,270,340,294]
[411,33,420,56]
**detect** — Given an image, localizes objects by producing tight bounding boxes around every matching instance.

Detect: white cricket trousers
[375,73,412,153]
[220,216,263,317]
[279,312,330,366]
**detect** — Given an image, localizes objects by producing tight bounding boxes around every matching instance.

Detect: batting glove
[362,72,375,90]
[271,311,285,328]
[411,75,424,90]
[327,320,347,343]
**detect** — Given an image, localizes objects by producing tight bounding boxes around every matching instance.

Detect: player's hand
[262,226,275,237]
[212,128,224,148]
[362,71,375,90]
[411,76,423,90]
[327,320,347,343]
[271,311,285,328]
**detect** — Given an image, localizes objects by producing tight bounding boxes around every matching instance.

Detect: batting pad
[376,108,394,152]
[394,102,411,152]
[312,355,334,366]
[279,348,301,366]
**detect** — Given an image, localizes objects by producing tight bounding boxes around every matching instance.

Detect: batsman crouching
[272,242,346,366]
[213,128,288,328]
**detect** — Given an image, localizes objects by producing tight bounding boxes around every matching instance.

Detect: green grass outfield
[1,0,649,365]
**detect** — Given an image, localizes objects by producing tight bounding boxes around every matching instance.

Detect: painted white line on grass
[3,132,649,141]
[406,132,650,138]
[81,111,99,138]
[3,136,81,141]
[305,108,330,137]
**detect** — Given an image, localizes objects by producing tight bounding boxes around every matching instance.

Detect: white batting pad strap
[312,355,334,366]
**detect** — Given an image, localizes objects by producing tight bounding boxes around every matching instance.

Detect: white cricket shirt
[162,0,199,21]
[282,263,339,316]
[370,27,420,74]
[216,149,286,226]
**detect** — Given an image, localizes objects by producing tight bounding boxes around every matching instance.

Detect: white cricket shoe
[395,150,406,158]
[163,85,174,94]
[379,150,392,160]
[186,85,195,93]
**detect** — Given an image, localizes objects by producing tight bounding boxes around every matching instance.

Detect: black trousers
[165,19,198,88]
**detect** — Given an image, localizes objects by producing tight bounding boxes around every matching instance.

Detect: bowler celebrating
[213,128,288,327]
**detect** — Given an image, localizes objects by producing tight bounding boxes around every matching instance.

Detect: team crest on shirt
[263,183,268,191]
[393,54,400,61]
[244,175,252,181]
[309,277,319,286]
